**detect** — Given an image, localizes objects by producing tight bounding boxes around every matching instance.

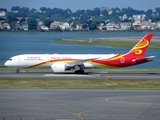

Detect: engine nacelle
[51,63,68,73]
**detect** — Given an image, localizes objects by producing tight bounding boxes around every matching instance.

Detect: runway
[0,72,160,80]
[0,89,160,120]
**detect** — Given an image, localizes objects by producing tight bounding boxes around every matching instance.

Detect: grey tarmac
[0,72,160,80]
[0,89,160,120]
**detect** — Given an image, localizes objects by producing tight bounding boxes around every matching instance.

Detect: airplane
[4,34,155,74]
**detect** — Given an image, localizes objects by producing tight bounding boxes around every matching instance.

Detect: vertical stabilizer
[126,34,153,58]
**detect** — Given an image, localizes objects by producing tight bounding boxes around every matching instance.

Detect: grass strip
[1,67,160,90]
[0,78,160,90]
[55,39,160,50]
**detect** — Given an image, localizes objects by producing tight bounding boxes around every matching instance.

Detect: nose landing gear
[15,68,19,73]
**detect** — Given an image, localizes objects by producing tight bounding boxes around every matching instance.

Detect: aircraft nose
[4,61,9,66]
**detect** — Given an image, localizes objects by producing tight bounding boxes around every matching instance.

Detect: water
[0,32,160,68]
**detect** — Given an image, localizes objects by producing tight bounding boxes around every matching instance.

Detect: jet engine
[51,63,68,73]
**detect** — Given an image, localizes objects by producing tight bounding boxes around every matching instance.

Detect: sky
[0,0,160,11]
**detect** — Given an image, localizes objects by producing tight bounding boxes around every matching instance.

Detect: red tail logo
[126,34,153,58]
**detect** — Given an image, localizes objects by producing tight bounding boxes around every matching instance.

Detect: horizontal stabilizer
[132,56,155,63]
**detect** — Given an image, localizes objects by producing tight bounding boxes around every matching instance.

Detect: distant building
[108,10,112,15]
[120,22,131,30]
[97,23,105,30]
[50,21,70,31]
[21,21,28,31]
[2,23,10,30]
[37,21,44,30]
[157,21,160,29]
[0,11,7,19]
[151,22,158,30]
[50,21,60,30]
[106,23,115,31]
[121,14,128,21]
[59,22,70,30]
[133,14,146,23]
[76,24,83,30]
[141,21,152,30]
[41,25,49,31]
[0,11,6,17]
[115,22,121,29]
[132,21,141,30]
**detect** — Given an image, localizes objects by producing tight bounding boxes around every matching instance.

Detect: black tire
[74,70,84,74]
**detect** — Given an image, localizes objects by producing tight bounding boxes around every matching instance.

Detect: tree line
[1,6,160,22]
[1,6,160,31]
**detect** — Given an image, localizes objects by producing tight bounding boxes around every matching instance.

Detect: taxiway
[0,72,160,80]
[0,89,160,120]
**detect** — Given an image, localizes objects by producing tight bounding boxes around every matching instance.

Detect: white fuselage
[5,54,117,69]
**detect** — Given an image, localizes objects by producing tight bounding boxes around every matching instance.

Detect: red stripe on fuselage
[27,59,78,68]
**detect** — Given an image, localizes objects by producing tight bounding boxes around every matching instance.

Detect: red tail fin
[90,34,154,68]
[126,34,153,58]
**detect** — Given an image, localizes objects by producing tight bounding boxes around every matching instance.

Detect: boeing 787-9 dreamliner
[5,34,155,73]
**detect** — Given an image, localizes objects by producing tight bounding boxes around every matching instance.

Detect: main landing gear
[74,69,84,74]
[74,65,84,74]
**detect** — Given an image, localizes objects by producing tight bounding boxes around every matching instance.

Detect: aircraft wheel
[74,70,84,74]
[74,70,78,74]
[80,70,84,74]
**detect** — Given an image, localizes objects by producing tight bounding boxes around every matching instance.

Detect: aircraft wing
[66,57,100,66]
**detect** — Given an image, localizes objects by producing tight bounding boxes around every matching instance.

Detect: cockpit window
[9,59,12,61]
